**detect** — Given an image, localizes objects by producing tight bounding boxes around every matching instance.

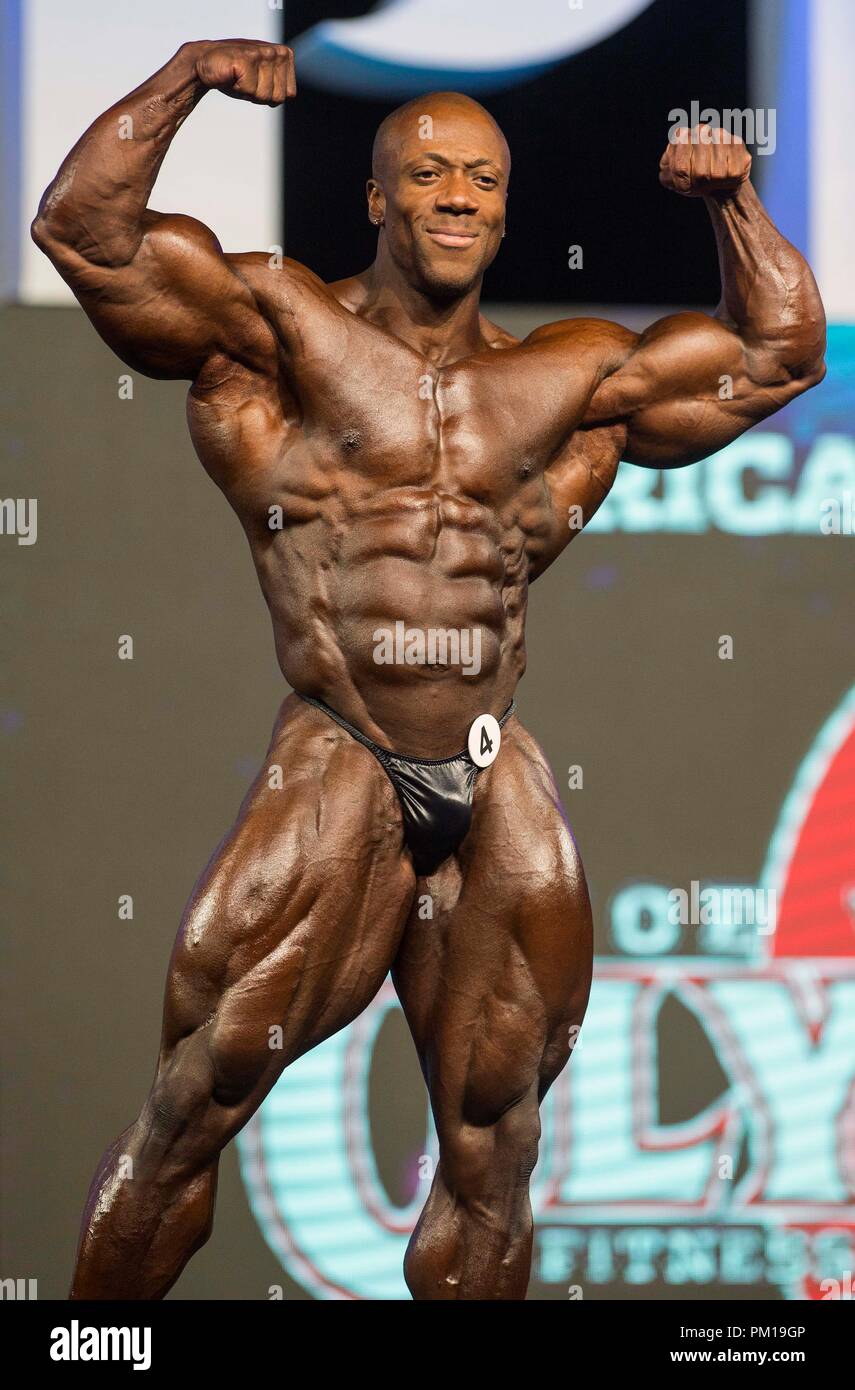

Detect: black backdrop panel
[281,0,748,304]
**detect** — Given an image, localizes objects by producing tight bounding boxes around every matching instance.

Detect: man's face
[369,105,509,300]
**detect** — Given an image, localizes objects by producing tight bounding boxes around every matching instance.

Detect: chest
[289,330,595,506]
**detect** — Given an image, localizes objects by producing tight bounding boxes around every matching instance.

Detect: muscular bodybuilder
[33,40,826,1300]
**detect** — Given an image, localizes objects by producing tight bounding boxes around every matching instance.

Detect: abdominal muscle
[253,492,529,757]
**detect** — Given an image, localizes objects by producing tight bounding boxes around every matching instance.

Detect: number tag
[467,713,501,768]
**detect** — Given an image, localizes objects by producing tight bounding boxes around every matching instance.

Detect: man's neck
[349,252,487,365]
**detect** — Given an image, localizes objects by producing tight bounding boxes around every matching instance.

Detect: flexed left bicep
[585,154,827,469]
[586,311,823,469]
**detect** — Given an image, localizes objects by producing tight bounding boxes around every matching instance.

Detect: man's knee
[440,1095,541,1206]
[137,1026,253,1176]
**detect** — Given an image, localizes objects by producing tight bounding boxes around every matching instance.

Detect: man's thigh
[392,713,593,1130]
[157,694,416,1121]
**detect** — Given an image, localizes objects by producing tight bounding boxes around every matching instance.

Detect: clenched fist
[193,39,296,105]
[659,125,751,197]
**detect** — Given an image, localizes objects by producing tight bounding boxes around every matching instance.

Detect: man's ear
[366,179,385,228]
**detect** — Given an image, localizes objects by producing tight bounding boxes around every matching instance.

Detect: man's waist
[295,673,519,761]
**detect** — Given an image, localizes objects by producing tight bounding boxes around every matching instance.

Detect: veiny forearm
[706,181,826,377]
[33,42,207,266]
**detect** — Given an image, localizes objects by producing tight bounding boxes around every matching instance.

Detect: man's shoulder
[524,315,638,353]
[225,252,332,306]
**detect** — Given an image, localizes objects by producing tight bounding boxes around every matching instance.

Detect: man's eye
[414,169,439,180]
[476,177,497,189]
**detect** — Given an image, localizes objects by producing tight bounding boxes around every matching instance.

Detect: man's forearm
[705,181,826,378]
[32,43,207,267]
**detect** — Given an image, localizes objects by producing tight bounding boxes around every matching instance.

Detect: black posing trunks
[298,693,516,877]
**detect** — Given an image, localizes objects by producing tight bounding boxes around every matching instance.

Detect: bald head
[372,92,510,183]
[366,91,510,302]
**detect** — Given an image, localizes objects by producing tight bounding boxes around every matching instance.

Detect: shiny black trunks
[298,694,516,876]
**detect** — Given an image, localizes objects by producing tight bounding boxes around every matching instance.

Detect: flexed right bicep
[33,209,275,381]
[29,38,295,381]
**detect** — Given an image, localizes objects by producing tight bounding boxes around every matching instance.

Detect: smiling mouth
[425,228,479,249]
